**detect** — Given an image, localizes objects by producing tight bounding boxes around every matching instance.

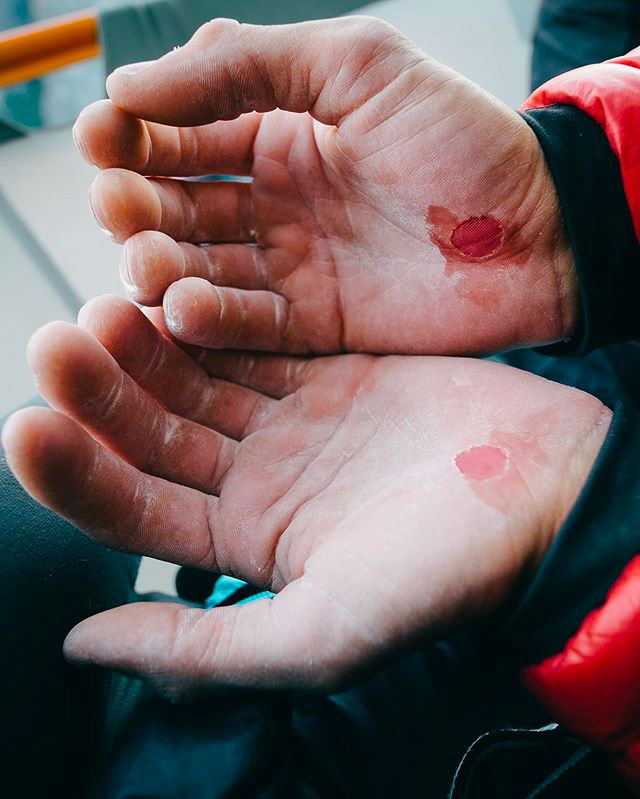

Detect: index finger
[74,100,261,175]
[105,16,414,127]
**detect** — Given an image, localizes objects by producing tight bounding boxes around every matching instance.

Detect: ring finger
[89,169,256,244]
[120,231,269,305]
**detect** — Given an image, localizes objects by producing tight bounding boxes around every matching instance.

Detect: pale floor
[0,0,538,593]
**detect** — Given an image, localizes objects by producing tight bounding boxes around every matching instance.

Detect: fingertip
[1,406,51,463]
[79,295,159,368]
[78,296,154,368]
[26,319,119,411]
[105,60,157,104]
[63,610,128,667]
[78,294,136,335]
[63,602,194,672]
[89,169,161,243]
[63,612,115,665]
[62,622,91,664]
[104,22,246,126]
[72,109,96,165]
[26,320,78,373]
[163,277,220,341]
[1,406,86,505]
[74,100,150,171]
[121,231,185,305]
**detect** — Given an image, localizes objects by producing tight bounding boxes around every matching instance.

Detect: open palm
[76,16,576,357]
[3,297,607,692]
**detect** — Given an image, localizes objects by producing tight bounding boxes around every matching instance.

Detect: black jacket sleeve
[495,103,640,665]
[522,104,640,355]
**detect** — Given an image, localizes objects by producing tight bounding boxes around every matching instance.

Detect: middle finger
[78,296,278,440]
[28,321,237,495]
[89,169,256,244]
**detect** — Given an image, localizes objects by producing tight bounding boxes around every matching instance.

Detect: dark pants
[0,413,139,797]
[2,401,554,798]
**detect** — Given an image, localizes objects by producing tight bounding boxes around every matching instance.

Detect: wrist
[519,124,580,347]
[459,110,580,353]
[524,103,640,356]
[531,158,580,344]
[528,400,612,590]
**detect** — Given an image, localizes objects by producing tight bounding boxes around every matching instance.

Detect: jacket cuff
[522,104,640,355]
[523,51,640,243]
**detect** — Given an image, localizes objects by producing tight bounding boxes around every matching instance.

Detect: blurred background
[0,0,540,590]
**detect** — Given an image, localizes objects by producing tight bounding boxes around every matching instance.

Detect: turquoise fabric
[205,575,274,609]
[99,0,367,74]
[0,117,25,144]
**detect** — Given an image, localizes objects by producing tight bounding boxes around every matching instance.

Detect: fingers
[163,277,294,352]
[121,231,268,305]
[74,99,261,175]
[105,17,413,126]
[78,296,277,439]
[137,310,319,399]
[137,297,312,395]
[194,350,318,399]
[27,321,236,493]
[64,581,359,693]
[90,169,255,244]
[1,407,220,568]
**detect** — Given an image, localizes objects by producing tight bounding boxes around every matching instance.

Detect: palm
[78,17,574,357]
[4,299,607,691]
[244,100,545,354]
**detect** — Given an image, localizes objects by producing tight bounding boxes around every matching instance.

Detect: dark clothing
[496,100,640,665]
[524,105,640,356]
[531,0,640,91]
[0,406,140,797]
[0,432,548,798]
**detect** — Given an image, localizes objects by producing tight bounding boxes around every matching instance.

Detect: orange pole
[0,10,100,89]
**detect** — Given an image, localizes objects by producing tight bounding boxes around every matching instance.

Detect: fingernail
[110,60,155,78]
[88,179,111,238]
[163,294,183,333]
[120,246,136,294]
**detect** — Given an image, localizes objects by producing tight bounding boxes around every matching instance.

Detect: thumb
[105,16,420,127]
[63,583,362,695]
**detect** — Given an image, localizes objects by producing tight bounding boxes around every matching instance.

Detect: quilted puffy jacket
[507,49,640,797]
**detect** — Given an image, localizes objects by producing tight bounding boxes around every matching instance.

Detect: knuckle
[345,16,405,54]
[193,17,240,47]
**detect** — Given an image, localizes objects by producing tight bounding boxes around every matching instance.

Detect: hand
[74,16,577,357]
[2,297,607,694]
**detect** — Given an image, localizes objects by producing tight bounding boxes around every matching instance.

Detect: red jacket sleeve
[520,53,640,795]
[522,49,640,243]
[522,556,640,794]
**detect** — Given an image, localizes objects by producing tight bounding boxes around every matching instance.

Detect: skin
[74,16,578,356]
[2,19,605,695]
[2,297,610,694]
